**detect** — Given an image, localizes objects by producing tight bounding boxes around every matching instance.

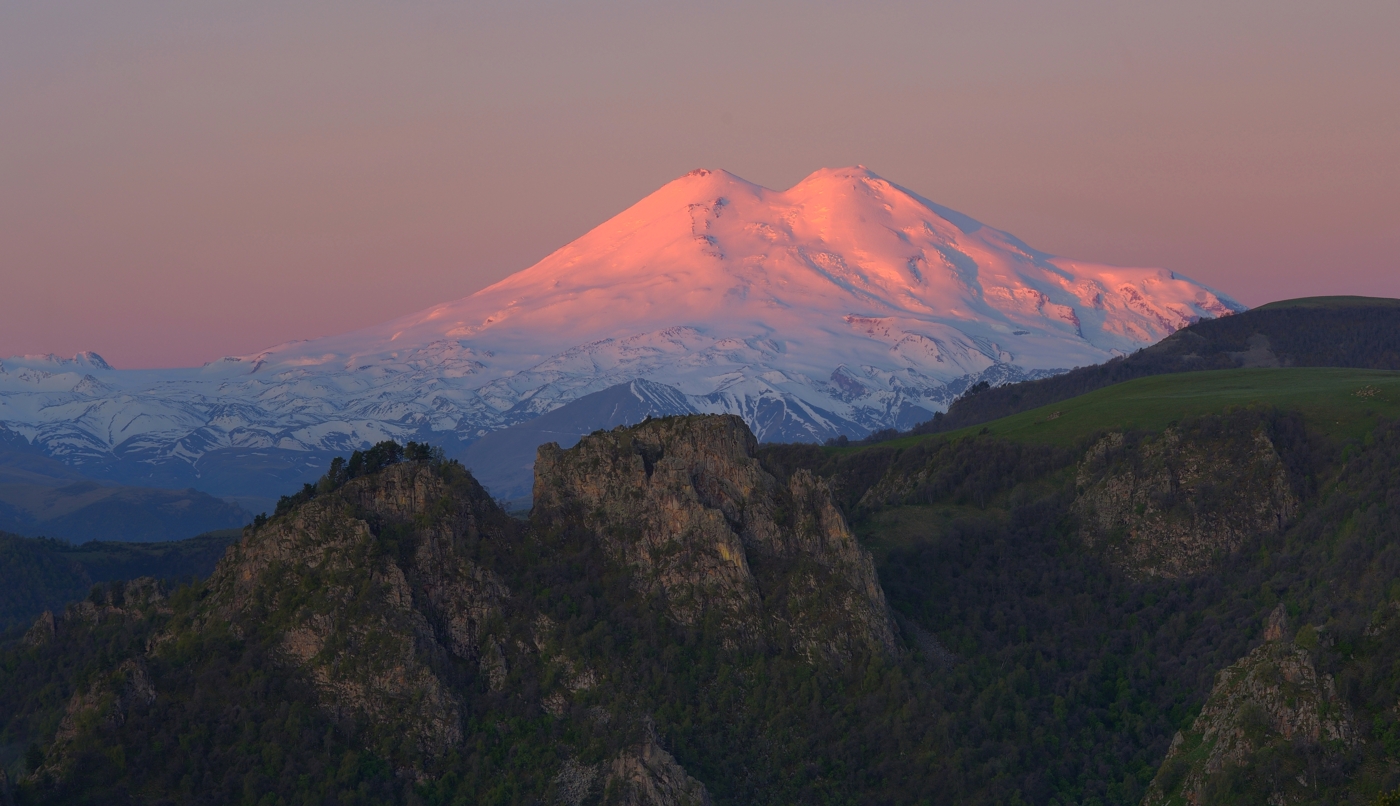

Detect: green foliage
[773,410,1400,803]
[9,615,398,804]
[902,300,1400,439]
[0,531,238,633]
[865,367,1400,452]
[271,441,448,519]
[0,535,89,635]
[1295,623,1319,651]
[8,410,1400,805]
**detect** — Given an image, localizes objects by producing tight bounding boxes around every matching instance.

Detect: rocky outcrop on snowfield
[0,167,1241,502]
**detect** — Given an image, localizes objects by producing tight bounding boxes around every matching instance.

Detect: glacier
[0,166,1242,507]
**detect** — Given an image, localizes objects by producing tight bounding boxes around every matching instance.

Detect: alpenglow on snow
[0,166,1241,503]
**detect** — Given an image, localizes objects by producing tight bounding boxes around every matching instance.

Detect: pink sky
[2,1,1397,369]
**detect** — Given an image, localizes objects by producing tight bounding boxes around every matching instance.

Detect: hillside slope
[2,422,914,804]
[0,531,238,633]
[9,385,1400,804]
[911,296,1400,437]
[473,302,1400,503]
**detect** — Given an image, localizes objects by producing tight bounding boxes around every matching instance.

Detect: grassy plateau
[853,367,1400,452]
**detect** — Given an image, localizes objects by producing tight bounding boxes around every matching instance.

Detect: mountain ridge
[0,166,1240,506]
[11,391,1400,803]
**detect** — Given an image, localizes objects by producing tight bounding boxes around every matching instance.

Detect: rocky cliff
[204,457,721,801]
[15,578,169,784]
[534,414,897,660]
[10,417,913,804]
[201,462,519,760]
[1075,416,1299,578]
[15,407,1394,806]
[1142,605,1357,805]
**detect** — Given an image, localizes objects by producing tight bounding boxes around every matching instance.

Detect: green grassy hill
[853,367,1400,452]
[901,296,1400,439]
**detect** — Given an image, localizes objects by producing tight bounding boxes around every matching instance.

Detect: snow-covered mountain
[0,167,1241,505]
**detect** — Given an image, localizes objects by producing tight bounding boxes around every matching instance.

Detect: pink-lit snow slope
[0,166,1243,482]
[241,166,1241,382]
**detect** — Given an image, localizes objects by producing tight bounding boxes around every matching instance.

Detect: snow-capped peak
[0,167,1241,502]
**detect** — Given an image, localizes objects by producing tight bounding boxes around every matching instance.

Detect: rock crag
[203,462,519,760]
[1142,605,1356,805]
[5,416,920,804]
[1075,421,1299,578]
[534,415,897,659]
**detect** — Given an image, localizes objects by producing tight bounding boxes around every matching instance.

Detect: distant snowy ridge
[0,167,1242,503]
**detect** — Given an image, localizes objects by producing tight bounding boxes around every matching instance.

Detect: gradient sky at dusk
[3,0,1397,369]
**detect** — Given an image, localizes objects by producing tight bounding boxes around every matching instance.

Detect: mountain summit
[0,167,1241,503]
[246,165,1239,386]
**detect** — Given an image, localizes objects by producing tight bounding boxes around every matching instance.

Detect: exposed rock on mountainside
[8,417,913,802]
[21,579,169,783]
[1142,605,1357,805]
[203,462,518,759]
[606,734,713,806]
[534,415,897,658]
[16,410,1400,804]
[1075,420,1299,578]
[553,731,713,806]
[196,427,781,795]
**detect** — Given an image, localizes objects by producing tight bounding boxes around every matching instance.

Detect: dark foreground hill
[5,394,1400,804]
[0,531,240,634]
[909,295,1400,438]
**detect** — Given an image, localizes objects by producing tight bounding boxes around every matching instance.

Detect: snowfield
[0,167,1241,502]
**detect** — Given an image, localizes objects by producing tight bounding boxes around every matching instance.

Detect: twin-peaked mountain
[0,167,1240,505]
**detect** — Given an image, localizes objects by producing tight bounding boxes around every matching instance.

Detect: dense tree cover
[762,408,1400,804]
[0,536,90,636]
[6,414,1400,804]
[0,532,238,634]
[266,441,444,522]
[1,581,400,805]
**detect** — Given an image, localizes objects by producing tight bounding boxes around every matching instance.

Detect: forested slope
[5,385,1400,804]
[0,531,238,634]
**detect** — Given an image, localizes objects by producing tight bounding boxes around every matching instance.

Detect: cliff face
[1075,423,1299,578]
[16,578,168,783]
[20,426,837,802]
[200,418,889,800]
[201,463,520,759]
[169,455,721,802]
[533,415,897,659]
[1142,606,1356,805]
